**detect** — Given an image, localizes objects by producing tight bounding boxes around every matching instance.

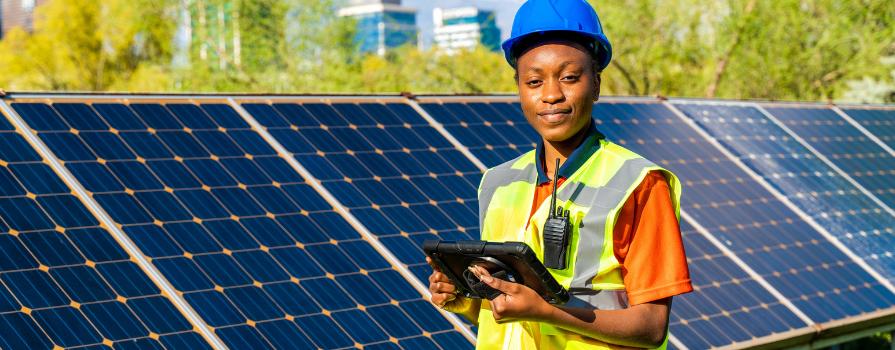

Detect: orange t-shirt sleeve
[613,171,692,306]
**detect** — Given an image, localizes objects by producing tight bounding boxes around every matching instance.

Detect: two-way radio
[542,158,572,270]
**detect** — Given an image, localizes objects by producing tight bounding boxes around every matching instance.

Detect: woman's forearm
[537,298,671,348]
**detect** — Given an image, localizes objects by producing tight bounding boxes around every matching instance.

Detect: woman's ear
[593,72,602,102]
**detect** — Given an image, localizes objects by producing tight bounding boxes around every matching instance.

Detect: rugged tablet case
[424,240,570,304]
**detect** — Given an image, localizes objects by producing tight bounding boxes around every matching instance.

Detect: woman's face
[515,42,599,143]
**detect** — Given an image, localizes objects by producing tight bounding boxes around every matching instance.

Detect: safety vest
[476,139,681,350]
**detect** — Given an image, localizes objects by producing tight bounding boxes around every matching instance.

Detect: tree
[0,0,177,91]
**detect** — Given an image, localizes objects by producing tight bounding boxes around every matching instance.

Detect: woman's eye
[562,75,579,81]
[526,80,542,87]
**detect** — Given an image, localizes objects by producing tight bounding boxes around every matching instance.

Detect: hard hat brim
[502,30,612,71]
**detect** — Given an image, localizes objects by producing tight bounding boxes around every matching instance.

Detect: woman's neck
[542,122,592,180]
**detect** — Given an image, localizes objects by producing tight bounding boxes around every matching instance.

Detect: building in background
[338,0,418,56]
[1,0,47,38]
[432,6,500,55]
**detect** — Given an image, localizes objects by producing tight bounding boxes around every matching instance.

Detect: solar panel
[839,107,895,151]
[417,97,895,348]
[605,102,895,309]
[673,103,895,283]
[9,99,472,350]
[0,104,213,349]
[240,99,483,286]
[763,106,895,208]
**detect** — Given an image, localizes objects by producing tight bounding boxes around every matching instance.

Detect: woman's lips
[537,110,572,124]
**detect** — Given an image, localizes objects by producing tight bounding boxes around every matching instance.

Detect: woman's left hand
[470,265,554,323]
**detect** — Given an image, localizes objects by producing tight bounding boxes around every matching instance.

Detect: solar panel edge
[226,99,480,344]
[0,99,227,350]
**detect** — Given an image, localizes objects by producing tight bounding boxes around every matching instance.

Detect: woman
[427,1,692,349]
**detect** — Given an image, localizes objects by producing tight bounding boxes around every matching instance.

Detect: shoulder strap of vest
[477,151,537,227]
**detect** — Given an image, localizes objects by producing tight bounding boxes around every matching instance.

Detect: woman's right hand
[426,257,481,322]
[427,256,460,308]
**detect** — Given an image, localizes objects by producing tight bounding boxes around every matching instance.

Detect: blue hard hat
[502,0,612,71]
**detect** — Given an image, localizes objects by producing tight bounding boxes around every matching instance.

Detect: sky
[402,0,524,48]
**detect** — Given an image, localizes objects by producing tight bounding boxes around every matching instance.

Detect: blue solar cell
[294,314,355,348]
[50,265,117,302]
[79,132,136,159]
[12,103,69,130]
[256,320,317,349]
[159,332,214,350]
[130,104,184,129]
[194,253,254,287]
[93,103,148,130]
[201,104,250,129]
[233,250,291,282]
[81,301,149,340]
[0,197,55,231]
[18,231,81,266]
[675,103,895,283]
[166,104,219,129]
[54,103,110,130]
[8,163,69,194]
[118,131,174,159]
[225,286,284,321]
[299,278,356,310]
[264,282,321,316]
[368,304,423,338]
[184,290,246,327]
[128,296,194,334]
[31,307,102,347]
[157,131,210,158]
[336,274,391,306]
[0,313,54,349]
[95,262,158,297]
[333,309,390,343]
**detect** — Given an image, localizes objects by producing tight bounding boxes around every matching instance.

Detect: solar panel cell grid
[595,102,895,324]
[244,100,482,284]
[765,106,895,208]
[0,106,211,350]
[675,103,895,283]
[420,101,539,167]
[11,100,471,350]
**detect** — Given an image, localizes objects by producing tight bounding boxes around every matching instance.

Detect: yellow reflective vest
[475,139,681,350]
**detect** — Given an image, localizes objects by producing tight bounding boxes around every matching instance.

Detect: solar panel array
[4,99,473,350]
[0,94,893,350]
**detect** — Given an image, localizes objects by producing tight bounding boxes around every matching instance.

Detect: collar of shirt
[535,120,604,185]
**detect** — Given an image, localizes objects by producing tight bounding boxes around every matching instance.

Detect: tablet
[423,240,569,304]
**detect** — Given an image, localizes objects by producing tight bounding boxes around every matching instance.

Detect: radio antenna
[550,158,560,217]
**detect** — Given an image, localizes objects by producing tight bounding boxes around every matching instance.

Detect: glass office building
[338,0,418,56]
[433,7,501,55]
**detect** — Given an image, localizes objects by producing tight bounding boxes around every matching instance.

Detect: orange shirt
[530,170,692,305]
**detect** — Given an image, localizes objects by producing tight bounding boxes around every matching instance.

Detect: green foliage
[594,0,895,101]
[0,0,177,91]
[0,0,892,101]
